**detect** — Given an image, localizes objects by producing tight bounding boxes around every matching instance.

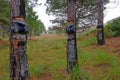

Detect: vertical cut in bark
[10,0,30,80]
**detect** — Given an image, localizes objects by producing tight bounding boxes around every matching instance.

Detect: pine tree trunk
[66,0,78,74]
[10,0,30,80]
[10,0,26,19]
[97,0,105,45]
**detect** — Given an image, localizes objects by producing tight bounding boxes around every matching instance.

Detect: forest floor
[104,37,120,54]
[0,33,120,80]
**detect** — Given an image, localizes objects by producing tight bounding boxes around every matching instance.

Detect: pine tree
[97,0,105,45]
[9,0,30,79]
[66,1,78,79]
[0,0,10,38]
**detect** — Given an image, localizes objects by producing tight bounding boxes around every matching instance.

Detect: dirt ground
[1,35,120,53]
[30,72,53,80]
[28,34,67,41]
[102,36,120,58]
[0,39,9,46]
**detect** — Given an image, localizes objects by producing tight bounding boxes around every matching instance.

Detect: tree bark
[10,0,26,19]
[97,0,105,45]
[66,0,78,74]
[10,0,30,80]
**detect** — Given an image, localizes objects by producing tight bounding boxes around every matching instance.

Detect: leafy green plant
[105,18,120,37]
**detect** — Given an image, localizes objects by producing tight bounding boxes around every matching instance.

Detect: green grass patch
[0,45,9,80]
[0,32,120,80]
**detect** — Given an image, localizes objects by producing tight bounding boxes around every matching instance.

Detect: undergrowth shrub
[105,18,120,37]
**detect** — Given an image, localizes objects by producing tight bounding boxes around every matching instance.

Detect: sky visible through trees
[34,0,120,29]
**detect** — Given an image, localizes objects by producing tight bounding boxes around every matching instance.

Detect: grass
[0,31,120,80]
[0,45,9,80]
